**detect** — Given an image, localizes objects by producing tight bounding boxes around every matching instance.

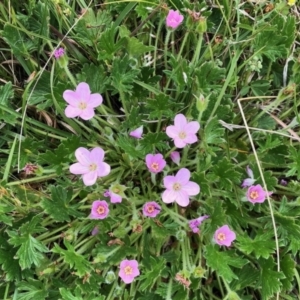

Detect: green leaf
[0,202,14,225]
[238,231,275,259]
[125,36,154,57]
[286,146,300,179]
[203,117,225,145]
[205,245,247,282]
[17,279,48,300]
[0,82,17,125]
[53,241,91,277]
[250,80,270,96]
[59,288,83,300]
[231,264,259,291]
[140,132,168,153]
[41,185,83,222]
[280,254,295,292]
[146,94,174,119]
[139,257,166,291]
[111,55,140,93]
[212,157,241,191]
[116,135,144,159]
[259,258,284,300]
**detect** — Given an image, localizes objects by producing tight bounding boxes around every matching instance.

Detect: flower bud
[176,230,186,242]
[196,17,207,33]
[105,271,116,284]
[196,93,208,113]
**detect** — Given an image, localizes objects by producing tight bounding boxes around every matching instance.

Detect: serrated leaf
[53,241,91,277]
[203,117,225,145]
[41,186,83,222]
[280,254,295,292]
[286,146,300,179]
[17,279,48,300]
[259,258,284,300]
[146,94,174,119]
[111,55,140,93]
[140,132,168,153]
[0,247,22,281]
[125,36,154,57]
[0,82,17,125]
[116,135,144,159]
[238,232,275,259]
[139,257,166,291]
[205,245,247,282]
[59,288,83,300]
[231,264,259,291]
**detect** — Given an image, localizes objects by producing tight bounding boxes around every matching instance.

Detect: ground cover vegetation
[0,0,300,299]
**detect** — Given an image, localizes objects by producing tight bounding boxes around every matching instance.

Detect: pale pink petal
[175,168,190,185]
[185,121,200,134]
[88,94,103,107]
[76,82,91,99]
[241,178,255,188]
[79,108,95,120]
[110,193,122,203]
[163,175,176,189]
[129,126,143,139]
[162,189,176,203]
[175,190,190,207]
[82,171,98,186]
[145,154,154,166]
[90,147,105,163]
[63,90,81,105]
[75,147,91,165]
[246,166,254,178]
[183,134,198,144]
[170,151,180,165]
[69,163,89,174]
[97,162,111,177]
[166,125,180,139]
[174,114,187,130]
[65,105,81,118]
[181,181,200,196]
[131,267,140,277]
[120,260,130,269]
[174,137,187,148]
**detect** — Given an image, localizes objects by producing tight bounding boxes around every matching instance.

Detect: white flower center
[178,131,186,139]
[151,162,159,171]
[250,191,258,200]
[89,163,97,171]
[124,266,133,275]
[217,232,226,241]
[173,182,181,191]
[97,205,105,215]
[78,101,87,110]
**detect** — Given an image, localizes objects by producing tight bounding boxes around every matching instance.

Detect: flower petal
[65,105,81,118]
[76,82,91,99]
[63,90,81,105]
[69,163,89,175]
[75,147,91,165]
[145,154,154,166]
[174,137,187,148]
[163,175,176,189]
[183,133,198,145]
[175,168,190,185]
[88,93,103,107]
[162,189,176,203]
[166,125,179,139]
[82,171,98,186]
[174,114,187,130]
[175,190,190,207]
[181,181,200,196]
[185,121,200,134]
[90,147,105,164]
[80,108,95,120]
[97,162,111,177]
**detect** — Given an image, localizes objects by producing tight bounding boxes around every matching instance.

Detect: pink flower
[23,163,38,175]
[129,126,143,139]
[119,259,140,284]
[166,10,184,29]
[214,225,236,247]
[162,168,200,207]
[241,166,255,187]
[54,47,65,59]
[246,184,272,204]
[90,200,109,219]
[145,154,166,173]
[69,147,110,186]
[166,114,200,148]
[143,201,161,218]
[107,183,126,203]
[170,151,180,165]
[63,82,103,120]
[189,215,209,233]
[91,226,99,235]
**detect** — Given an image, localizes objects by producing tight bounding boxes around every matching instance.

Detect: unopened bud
[196,93,208,113]
[196,17,207,33]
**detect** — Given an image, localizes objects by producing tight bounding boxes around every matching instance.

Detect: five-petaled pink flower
[145,154,166,173]
[129,126,143,139]
[189,215,209,233]
[63,82,103,120]
[166,10,184,29]
[246,184,272,204]
[241,166,256,188]
[170,151,180,165]
[143,201,161,218]
[214,225,236,247]
[54,47,65,59]
[69,147,110,186]
[119,259,140,284]
[166,114,200,148]
[162,168,200,207]
[90,200,109,219]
